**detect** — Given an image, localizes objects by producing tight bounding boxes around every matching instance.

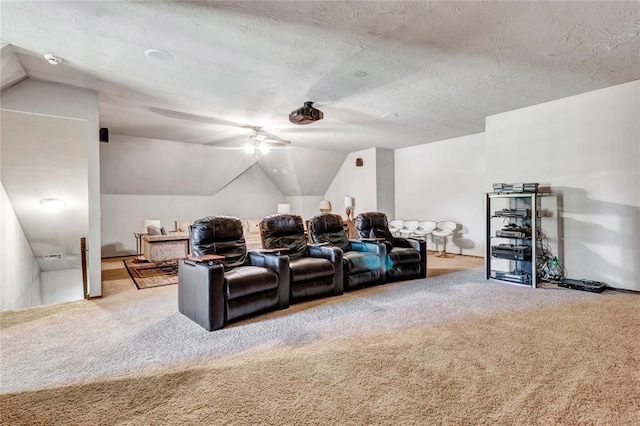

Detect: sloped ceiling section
[0,44,27,92]
[100,135,347,197]
[257,147,348,196]
[100,135,261,195]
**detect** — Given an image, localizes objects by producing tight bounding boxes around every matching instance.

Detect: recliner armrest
[392,236,415,249]
[308,245,344,295]
[308,244,340,262]
[178,259,225,331]
[248,251,290,309]
[393,237,427,278]
[349,239,386,257]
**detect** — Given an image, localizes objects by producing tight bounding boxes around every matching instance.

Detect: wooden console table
[343,220,358,239]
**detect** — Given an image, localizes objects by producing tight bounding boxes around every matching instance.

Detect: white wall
[41,269,84,306]
[324,148,378,221]
[100,134,260,196]
[285,195,325,221]
[376,148,395,219]
[101,163,284,256]
[486,80,639,291]
[0,183,41,311]
[1,80,102,297]
[395,133,487,255]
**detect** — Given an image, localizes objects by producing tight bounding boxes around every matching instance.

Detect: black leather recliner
[178,216,290,331]
[259,214,343,302]
[355,212,427,282]
[308,213,385,290]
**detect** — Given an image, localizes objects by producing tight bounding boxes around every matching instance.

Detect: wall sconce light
[40,198,65,212]
[356,158,363,167]
[277,203,291,214]
[318,200,332,213]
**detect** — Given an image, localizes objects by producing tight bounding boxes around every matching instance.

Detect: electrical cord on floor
[535,229,565,283]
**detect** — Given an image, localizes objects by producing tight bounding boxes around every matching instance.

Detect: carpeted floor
[1,255,638,425]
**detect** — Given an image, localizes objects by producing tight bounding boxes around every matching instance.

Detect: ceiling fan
[244,127,291,154]
[147,107,292,151]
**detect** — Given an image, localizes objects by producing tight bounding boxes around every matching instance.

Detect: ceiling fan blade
[148,107,293,148]
[147,107,254,129]
[248,128,292,145]
[260,129,291,143]
[203,134,246,147]
[265,139,291,145]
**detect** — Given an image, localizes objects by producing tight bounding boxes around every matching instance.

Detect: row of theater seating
[178,212,426,331]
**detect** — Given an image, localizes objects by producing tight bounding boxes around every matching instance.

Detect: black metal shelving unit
[484,192,538,288]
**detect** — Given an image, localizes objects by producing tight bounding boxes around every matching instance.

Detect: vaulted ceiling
[2,1,639,274]
[2,1,639,155]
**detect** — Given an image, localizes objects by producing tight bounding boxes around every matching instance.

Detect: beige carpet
[1,255,638,425]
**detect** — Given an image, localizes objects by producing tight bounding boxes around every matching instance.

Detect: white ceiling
[1,1,639,152]
[1,1,639,276]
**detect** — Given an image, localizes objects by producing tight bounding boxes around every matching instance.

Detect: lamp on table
[344,196,356,238]
[318,200,332,213]
[344,196,355,221]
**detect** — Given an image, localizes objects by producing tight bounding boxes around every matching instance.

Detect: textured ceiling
[1,1,639,277]
[2,1,639,152]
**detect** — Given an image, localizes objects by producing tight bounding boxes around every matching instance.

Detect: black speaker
[99,127,109,143]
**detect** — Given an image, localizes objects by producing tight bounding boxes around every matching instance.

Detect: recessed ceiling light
[354,70,367,78]
[43,53,63,65]
[382,113,399,119]
[144,49,174,62]
[40,198,65,212]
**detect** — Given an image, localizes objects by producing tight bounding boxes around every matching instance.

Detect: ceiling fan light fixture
[243,142,255,154]
[258,142,270,154]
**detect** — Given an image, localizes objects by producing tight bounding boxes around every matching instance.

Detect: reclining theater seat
[308,213,385,290]
[259,214,343,302]
[355,212,427,282]
[178,216,290,331]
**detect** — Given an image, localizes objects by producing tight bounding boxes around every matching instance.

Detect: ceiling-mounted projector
[289,101,323,125]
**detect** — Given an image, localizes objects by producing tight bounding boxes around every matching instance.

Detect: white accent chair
[399,220,419,238]
[412,221,437,244]
[389,219,405,237]
[432,221,457,258]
